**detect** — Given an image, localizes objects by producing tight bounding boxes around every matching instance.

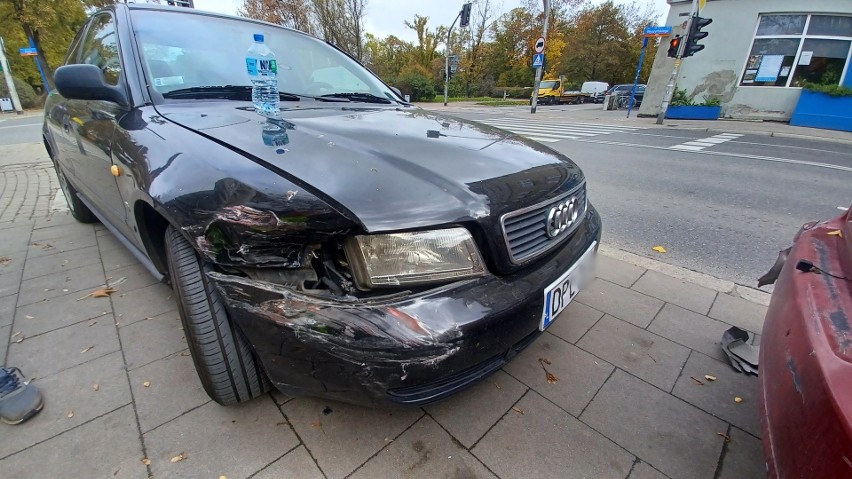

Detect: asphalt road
[4,108,850,288]
[450,106,851,289]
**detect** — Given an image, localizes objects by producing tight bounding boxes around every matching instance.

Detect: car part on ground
[759,207,852,477]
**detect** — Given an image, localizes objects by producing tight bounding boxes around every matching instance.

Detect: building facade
[638,0,852,121]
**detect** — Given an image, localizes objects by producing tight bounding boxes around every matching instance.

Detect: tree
[404,15,446,70]
[0,0,88,90]
[237,0,315,34]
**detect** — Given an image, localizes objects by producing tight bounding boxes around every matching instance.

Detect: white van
[581,81,609,103]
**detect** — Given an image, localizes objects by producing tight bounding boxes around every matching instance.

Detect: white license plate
[541,242,597,331]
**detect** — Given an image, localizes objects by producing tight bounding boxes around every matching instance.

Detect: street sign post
[530,0,550,114]
[532,53,544,68]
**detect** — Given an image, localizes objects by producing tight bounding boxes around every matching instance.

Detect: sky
[191,0,671,42]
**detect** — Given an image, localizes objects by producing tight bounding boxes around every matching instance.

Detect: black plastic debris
[721,326,759,375]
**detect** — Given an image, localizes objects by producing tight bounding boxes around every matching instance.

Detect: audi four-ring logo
[546,197,579,238]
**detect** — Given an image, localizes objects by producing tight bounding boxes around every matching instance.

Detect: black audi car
[44,4,601,407]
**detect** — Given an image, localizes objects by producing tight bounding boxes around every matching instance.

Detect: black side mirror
[54,64,129,107]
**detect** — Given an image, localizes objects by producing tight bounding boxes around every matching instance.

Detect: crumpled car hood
[156,102,583,232]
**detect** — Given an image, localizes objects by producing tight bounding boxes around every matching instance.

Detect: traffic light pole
[530,0,550,114]
[444,10,461,106]
[656,0,699,125]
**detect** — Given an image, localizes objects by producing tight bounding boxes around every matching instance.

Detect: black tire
[164,225,270,405]
[54,163,98,223]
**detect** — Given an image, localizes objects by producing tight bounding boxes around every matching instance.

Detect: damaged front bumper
[208,206,601,407]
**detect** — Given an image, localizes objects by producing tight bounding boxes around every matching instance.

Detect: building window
[741,14,852,88]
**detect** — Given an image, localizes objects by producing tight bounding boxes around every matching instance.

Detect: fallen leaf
[0,256,11,266]
[25,315,34,320]
[717,432,731,443]
[734,396,744,403]
[141,458,151,466]
[538,358,558,384]
[76,287,118,301]
[67,411,74,418]
[512,406,525,415]
[143,381,151,387]
[690,376,705,386]
[81,345,95,354]
[170,452,187,463]
[219,476,228,479]
[652,246,667,253]
[93,383,100,391]
[704,374,717,381]
[827,229,843,238]
[275,421,288,426]
[15,336,24,343]
[493,381,502,390]
[88,321,97,327]
[311,420,322,429]
[11,331,21,338]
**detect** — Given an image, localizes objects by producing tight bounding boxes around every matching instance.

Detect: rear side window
[78,13,122,85]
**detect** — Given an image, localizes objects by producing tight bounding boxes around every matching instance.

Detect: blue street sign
[19,47,38,56]
[644,25,673,37]
[532,53,544,68]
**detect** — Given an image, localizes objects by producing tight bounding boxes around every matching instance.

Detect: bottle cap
[253,33,264,42]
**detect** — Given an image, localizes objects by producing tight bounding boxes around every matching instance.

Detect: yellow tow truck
[530,78,584,105]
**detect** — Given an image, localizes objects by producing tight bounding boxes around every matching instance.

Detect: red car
[760,207,852,478]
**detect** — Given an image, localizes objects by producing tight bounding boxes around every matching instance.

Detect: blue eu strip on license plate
[541,242,596,330]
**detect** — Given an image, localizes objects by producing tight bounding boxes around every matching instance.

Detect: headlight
[344,228,486,289]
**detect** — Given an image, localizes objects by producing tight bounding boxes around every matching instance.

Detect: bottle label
[246,58,277,76]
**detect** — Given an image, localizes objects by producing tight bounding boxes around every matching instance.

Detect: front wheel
[165,225,270,405]
[54,163,97,223]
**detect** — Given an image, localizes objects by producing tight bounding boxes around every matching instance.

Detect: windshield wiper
[162,85,301,101]
[318,92,393,104]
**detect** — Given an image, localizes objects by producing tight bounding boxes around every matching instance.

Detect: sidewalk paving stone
[426,369,527,448]
[629,461,670,479]
[672,351,761,437]
[709,293,767,336]
[717,427,766,479]
[595,254,646,288]
[21,244,101,281]
[577,315,690,391]
[253,445,324,479]
[581,370,727,479]
[119,310,184,370]
[0,351,132,459]
[29,222,95,243]
[100,244,142,271]
[280,397,423,479]
[16,262,105,306]
[6,315,120,380]
[351,415,496,479]
[503,332,613,416]
[111,281,176,326]
[14,290,112,336]
[0,266,24,299]
[0,294,16,326]
[143,398,297,479]
[546,300,604,344]
[648,303,732,363]
[26,232,98,259]
[0,405,147,479]
[107,262,161,292]
[472,390,634,479]
[632,270,718,315]
[576,278,664,328]
[128,352,210,433]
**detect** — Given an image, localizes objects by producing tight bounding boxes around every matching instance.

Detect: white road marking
[0,124,39,130]
[478,118,643,143]
[525,136,561,143]
[670,145,706,151]
[839,206,850,211]
[668,133,744,151]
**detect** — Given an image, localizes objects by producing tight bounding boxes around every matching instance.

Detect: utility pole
[530,0,550,114]
[656,0,698,124]
[0,36,24,115]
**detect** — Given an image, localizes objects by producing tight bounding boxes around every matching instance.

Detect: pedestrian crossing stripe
[477,118,643,143]
[669,133,743,151]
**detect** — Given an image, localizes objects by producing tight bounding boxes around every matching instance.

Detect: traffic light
[686,16,712,57]
[460,3,472,27]
[667,35,682,58]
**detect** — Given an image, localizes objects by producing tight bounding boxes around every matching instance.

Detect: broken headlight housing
[343,227,486,289]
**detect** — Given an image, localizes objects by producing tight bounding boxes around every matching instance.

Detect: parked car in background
[581,81,609,104]
[530,79,584,105]
[44,4,601,408]
[606,84,646,106]
[758,207,852,477]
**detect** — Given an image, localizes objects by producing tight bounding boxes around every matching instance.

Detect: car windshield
[539,81,559,89]
[131,9,398,102]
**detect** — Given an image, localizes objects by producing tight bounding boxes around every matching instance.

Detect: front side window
[741,14,852,88]
[132,10,397,101]
[78,14,122,85]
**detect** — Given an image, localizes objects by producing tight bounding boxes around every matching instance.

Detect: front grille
[501,183,587,264]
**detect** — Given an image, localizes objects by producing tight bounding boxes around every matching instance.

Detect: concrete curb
[598,243,772,307]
